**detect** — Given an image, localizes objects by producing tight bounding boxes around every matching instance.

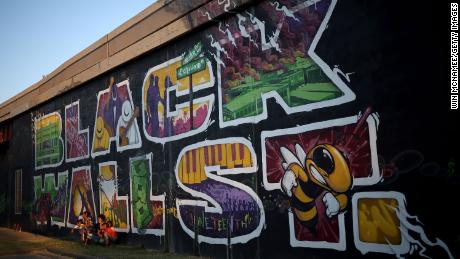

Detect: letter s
[175,138,265,244]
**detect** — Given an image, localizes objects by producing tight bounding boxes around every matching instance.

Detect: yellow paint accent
[177,63,211,92]
[100,165,114,181]
[72,187,82,217]
[336,193,348,210]
[179,155,184,183]
[187,151,193,184]
[178,142,256,184]
[199,147,206,182]
[143,75,150,110]
[233,144,242,167]
[292,186,314,203]
[101,195,111,219]
[287,163,315,203]
[225,144,235,169]
[36,113,61,130]
[243,145,252,167]
[358,198,401,245]
[158,100,164,118]
[288,163,308,182]
[294,206,317,222]
[205,145,212,165]
[182,154,187,182]
[218,144,227,167]
[93,116,111,151]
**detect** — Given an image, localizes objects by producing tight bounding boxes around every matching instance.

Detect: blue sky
[0,0,155,105]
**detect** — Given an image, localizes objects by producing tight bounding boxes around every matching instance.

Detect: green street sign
[182,42,203,65]
[177,57,207,79]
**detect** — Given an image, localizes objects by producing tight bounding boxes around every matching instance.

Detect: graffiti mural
[129,153,165,235]
[33,176,46,224]
[32,172,68,226]
[214,0,355,128]
[352,192,454,258]
[92,78,142,157]
[6,0,455,258]
[262,108,380,189]
[34,112,64,169]
[175,138,264,244]
[65,100,89,162]
[67,167,96,227]
[98,162,129,232]
[142,41,215,144]
[261,110,380,250]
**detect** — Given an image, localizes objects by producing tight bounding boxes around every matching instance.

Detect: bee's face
[306,144,352,193]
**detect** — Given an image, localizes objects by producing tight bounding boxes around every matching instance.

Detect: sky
[0,0,155,105]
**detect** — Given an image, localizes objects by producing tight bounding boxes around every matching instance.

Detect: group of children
[71,211,117,246]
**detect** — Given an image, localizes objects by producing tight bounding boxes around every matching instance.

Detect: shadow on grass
[0,230,204,259]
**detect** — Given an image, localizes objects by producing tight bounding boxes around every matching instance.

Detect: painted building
[0,0,457,258]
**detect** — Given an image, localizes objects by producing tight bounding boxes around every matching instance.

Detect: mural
[129,153,165,235]
[261,110,379,250]
[67,167,96,227]
[65,100,89,162]
[263,108,380,189]
[214,0,355,128]
[98,162,129,232]
[34,112,64,169]
[92,78,142,157]
[32,172,68,226]
[8,0,454,258]
[175,138,264,244]
[142,41,215,144]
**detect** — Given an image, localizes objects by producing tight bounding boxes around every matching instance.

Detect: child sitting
[71,218,85,241]
[84,213,95,245]
[85,218,94,245]
[103,220,118,246]
[90,214,106,244]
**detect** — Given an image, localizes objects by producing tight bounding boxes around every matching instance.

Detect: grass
[0,229,202,259]
[43,239,192,258]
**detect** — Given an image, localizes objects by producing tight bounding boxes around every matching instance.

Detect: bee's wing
[280,146,302,168]
[295,144,307,168]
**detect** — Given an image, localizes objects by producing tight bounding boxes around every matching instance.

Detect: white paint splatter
[332,65,354,83]
[245,11,282,52]
[219,22,236,47]
[271,1,300,21]
[207,35,231,60]
[208,51,226,68]
[269,21,283,52]
[236,14,258,47]
[304,0,321,9]
[198,9,212,21]
[218,0,231,12]
[392,204,454,259]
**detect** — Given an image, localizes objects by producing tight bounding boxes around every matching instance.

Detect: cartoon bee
[280,143,352,229]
